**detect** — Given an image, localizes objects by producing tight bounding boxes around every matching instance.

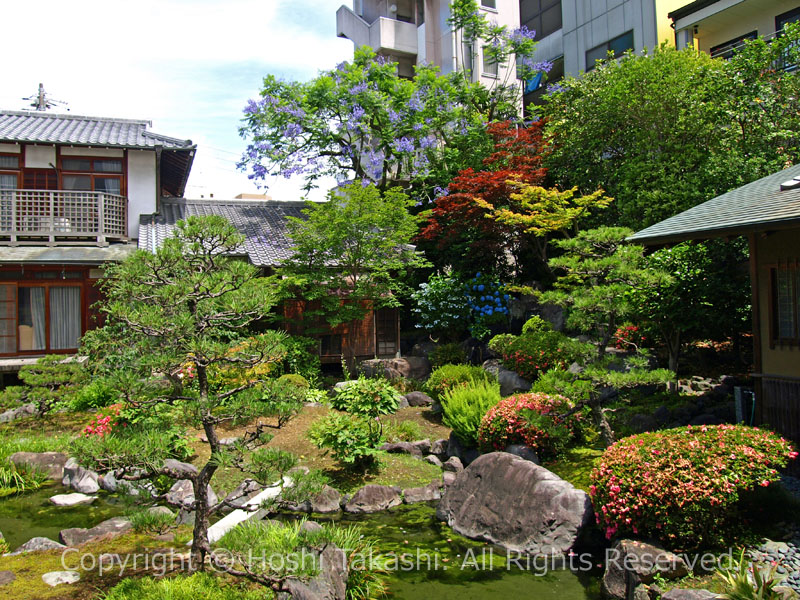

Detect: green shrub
[331,376,401,417]
[0,431,72,495]
[278,373,310,390]
[426,364,496,402]
[429,342,467,368]
[127,508,175,535]
[532,368,593,403]
[69,378,120,411]
[308,413,383,470]
[478,392,579,458]
[386,420,424,442]
[102,573,263,600]
[411,273,471,340]
[11,355,87,415]
[591,425,798,551]
[441,381,501,447]
[282,335,322,386]
[0,386,25,411]
[488,329,591,382]
[715,549,785,600]
[522,316,552,335]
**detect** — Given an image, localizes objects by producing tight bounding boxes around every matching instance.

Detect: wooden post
[97,193,107,246]
[747,233,763,425]
[48,190,55,246]
[10,192,17,246]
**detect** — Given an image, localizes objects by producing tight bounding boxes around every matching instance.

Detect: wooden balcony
[0,190,128,246]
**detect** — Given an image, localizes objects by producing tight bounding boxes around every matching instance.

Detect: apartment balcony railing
[0,190,128,246]
[710,29,798,71]
[337,5,419,56]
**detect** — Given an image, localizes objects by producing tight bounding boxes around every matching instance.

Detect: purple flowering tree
[239,30,548,200]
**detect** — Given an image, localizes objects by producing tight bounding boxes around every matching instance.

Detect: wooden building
[630,164,800,445]
[138,198,401,363]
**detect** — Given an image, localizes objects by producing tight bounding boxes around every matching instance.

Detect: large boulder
[285,485,343,515]
[10,537,66,555]
[165,479,218,510]
[602,539,689,600]
[379,442,423,458]
[403,481,442,503]
[446,432,480,466]
[343,485,402,514]
[359,357,431,381]
[482,359,531,397]
[62,458,100,494]
[279,544,348,600]
[0,403,35,423]
[436,452,593,555]
[404,391,433,407]
[9,451,68,480]
[661,591,720,600]
[162,459,199,479]
[59,517,132,546]
[505,445,540,464]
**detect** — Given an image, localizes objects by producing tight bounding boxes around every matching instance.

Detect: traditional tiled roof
[629,163,800,245]
[138,198,306,267]
[0,110,194,150]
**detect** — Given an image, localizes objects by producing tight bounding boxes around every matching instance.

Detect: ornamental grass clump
[441,380,501,447]
[590,424,798,551]
[426,364,496,402]
[477,392,579,459]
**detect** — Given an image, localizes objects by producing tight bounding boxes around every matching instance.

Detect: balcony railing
[0,190,128,246]
[710,29,798,71]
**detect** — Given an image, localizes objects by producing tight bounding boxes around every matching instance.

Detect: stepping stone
[0,570,15,586]
[10,537,65,554]
[49,493,96,507]
[42,571,80,587]
[59,516,132,546]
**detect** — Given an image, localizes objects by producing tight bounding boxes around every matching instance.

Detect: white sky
[0,0,353,201]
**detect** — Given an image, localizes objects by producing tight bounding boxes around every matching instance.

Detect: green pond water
[286,504,603,600]
[0,483,126,549]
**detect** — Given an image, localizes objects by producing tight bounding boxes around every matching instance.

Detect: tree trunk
[665,329,681,394]
[589,390,616,447]
[190,419,220,570]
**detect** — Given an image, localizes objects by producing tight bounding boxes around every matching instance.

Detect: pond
[0,483,126,549]
[285,504,603,600]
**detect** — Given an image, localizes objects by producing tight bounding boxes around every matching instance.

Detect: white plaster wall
[0,143,20,153]
[126,150,157,240]
[60,147,124,158]
[24,145,56,169]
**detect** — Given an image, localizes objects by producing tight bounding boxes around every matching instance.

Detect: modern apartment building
[670,0,800,58]
[336,1,690,109]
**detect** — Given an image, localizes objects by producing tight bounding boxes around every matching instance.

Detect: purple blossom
[280,164,304,179]
[387,109,402,124]
[248,163,268,180]
[519,55,552,73]
[419,135,436,149]
[349,82,368,95]
[546,82,566,95]
[433,186,449,197]
[413,122,424,131]
[243,99,259,114]
[509,26,537,44]
[365,150,385,181]
[283,123,303,138]
[407,90,424,112]
[393,137,415,153]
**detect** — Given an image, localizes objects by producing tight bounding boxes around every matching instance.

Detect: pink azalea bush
[81,403,122,438]
[477,392,579,458]
[590,424,798,551]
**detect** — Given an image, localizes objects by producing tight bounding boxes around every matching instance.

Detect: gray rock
[49,493,96,507]
[442,471,457,486]
[505,445,540,464]
[412,439,432,454]
[397,396,410,409]
[280,544,348,600]
[360,357,431,382]
[653,406,671,425]
[379,442,423,458]
[344,485,402,514]
[162,459,198,478]
[147,506,175,518]
[436,453,593,555]
[431,438,449,456]
[10,537,66,555]
[300,521,323,534]
[59,517,132,546]
[426,455,443,468]
[311,486,343,514]
[42,571,80,587]
[629,413,658,433]
[443,456,464,473]
[481,359,531,397]
[62,458,100,494]
[0,570,15,586]
[99,471,119,493]
[661,591,719,600]
[165,479,217,509]
[410,341,437,359]
[403,482,442,503]
[0,403,35,423]
[9,451,67,480]
[334,380,358,390]
[689,414,723,426]
[221,479,264,514]
[602,539,689,599]
[446,432,480,466]
[176,508,195,526]
[404,391,433,407]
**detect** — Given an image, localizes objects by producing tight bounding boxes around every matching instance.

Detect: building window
[462,42,475,75]
[320,334,343,357]
[60,157,123,195]
[375,308,398,356]
[771,263,800,346]
[0,154,19,170]
[482,46,499,77]
[710,31,757,60]
[776,7,800,32]
[520,0,562,40]
[481,0,497,9]
[524,55,564,106]
[0,283,83,354]
[586,30,634,71]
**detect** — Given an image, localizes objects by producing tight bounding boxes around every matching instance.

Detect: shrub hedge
[590,424,797,550]
[426,364,496,401]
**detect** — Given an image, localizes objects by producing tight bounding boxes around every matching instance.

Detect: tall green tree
[278,182,429,328]
[71,216,318,570]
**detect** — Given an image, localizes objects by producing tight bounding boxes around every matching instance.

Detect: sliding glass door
[12,284,82,353]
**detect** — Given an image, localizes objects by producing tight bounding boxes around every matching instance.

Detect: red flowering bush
[591,424,798,551]
[613,324,646,350]
[82,403,123,438]
[477,392,579,458]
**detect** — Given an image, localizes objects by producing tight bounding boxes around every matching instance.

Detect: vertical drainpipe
[155,145,163,213]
